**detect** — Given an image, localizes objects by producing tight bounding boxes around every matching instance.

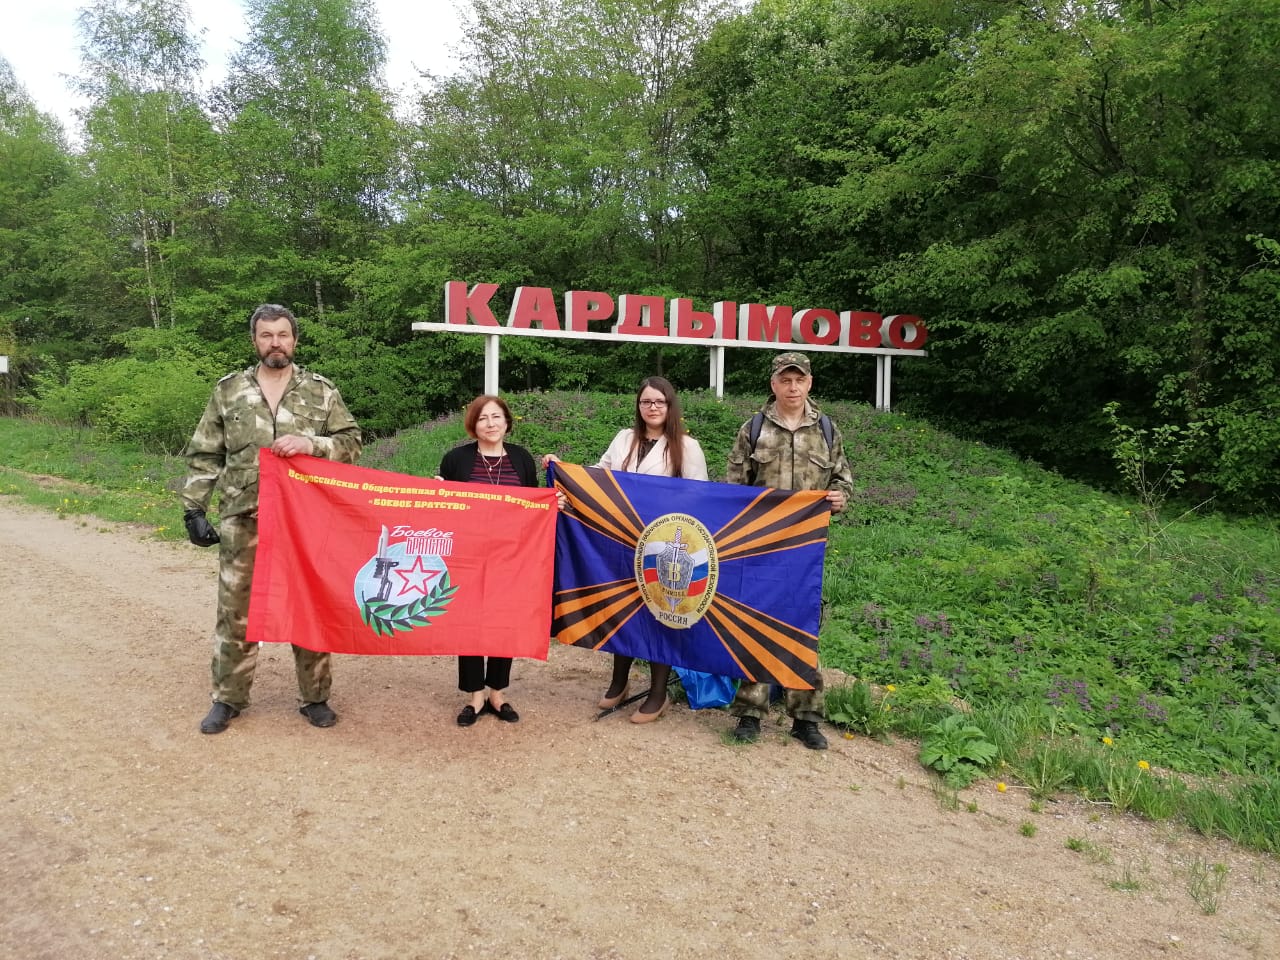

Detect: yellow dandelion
[1102,736,1113,746]
[886,684,897,692]
[997,782,1007,793]
[1137,760,1150,771]
[843,732,855,740]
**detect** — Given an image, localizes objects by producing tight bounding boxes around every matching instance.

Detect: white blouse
[596,428,709,481]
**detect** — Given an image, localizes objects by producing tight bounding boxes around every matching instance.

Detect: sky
[1,0,467,135]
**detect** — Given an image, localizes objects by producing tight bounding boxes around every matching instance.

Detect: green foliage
[1109,860,1145,893]
[1065,837,1113,865]
[1186,858,1229,915]
[919,713,998,788]
[687,0,1280,508]
[0,417,186,535]
[360,574,458,636]
[824,681,894,740]
[2,0,1279,509]
[1104,401,1208,550]
[24,328,228,451]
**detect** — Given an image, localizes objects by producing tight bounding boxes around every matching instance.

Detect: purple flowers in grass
[914,612,953,637]
[1137,694,1168,723]
[1045,675,1093,713]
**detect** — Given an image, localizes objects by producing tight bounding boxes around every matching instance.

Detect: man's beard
[260,349,292,369]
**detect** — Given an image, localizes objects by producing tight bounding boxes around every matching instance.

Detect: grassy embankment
[2,395,1277,854]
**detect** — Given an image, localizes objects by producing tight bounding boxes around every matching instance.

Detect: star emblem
[393,555,444,597]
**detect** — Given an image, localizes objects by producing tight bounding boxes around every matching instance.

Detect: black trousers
[458,656,512,693]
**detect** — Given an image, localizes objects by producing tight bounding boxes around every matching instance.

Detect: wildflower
[1137,760,1150,771]
[1102,736,1113,746]
[843,732,854,740]
[997,783,1007,793]
[886,684,897,693]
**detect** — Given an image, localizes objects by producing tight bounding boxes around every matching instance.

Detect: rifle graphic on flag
[248,451,557,658]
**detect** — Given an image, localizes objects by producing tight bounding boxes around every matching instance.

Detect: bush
[24,329,233,452]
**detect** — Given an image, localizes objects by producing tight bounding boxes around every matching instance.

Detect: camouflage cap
[771,351,812,376]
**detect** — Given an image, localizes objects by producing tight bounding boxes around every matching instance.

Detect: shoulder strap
[747,412,765,452]
[819,414,834,452]
[750,411,834,454]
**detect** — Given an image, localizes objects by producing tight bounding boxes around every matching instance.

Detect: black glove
[183,508,220,547]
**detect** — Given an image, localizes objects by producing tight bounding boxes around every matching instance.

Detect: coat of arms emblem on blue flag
[549,462,830,689]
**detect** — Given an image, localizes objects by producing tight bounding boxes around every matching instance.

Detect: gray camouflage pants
[210,514,332,710]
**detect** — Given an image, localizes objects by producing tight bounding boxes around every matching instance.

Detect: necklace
[479,449,505,485]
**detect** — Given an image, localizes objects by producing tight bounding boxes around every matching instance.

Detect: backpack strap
[749,411,835,454]
[747,412,766,452]
[819,414,834,452]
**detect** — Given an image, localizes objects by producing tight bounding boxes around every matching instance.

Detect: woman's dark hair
[625,376,687,477]
[463,394,513,438]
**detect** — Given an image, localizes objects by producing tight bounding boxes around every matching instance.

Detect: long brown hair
[625,376,687,477]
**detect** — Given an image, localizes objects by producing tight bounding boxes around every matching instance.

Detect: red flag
[247,451,556,657]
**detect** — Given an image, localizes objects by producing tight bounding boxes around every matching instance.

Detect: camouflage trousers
[210,514,332,710]
[730,675,825,723]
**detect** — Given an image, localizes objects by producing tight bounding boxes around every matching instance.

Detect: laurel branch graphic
[360,573,459,636]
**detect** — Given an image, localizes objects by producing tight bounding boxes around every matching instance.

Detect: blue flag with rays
[549,462,830,689]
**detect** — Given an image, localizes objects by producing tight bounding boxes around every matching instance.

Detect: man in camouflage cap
[724,351,853,749]
[182,304,363,734]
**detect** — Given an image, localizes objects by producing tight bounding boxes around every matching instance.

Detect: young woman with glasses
[585,376,708,721]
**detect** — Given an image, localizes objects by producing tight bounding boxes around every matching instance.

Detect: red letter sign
[445,281,500,327]
[509,286,561,330]
[565,290,615,332]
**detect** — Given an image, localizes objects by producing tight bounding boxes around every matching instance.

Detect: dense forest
[1,0,1277,511]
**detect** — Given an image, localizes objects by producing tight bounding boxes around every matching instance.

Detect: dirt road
[1,498,1277,959]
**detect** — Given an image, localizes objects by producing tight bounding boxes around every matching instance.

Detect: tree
[215,0,401,322]
[689,0,1280,506]
[74,0,218,331]
[0,59,82,383]
[392,0,731,397]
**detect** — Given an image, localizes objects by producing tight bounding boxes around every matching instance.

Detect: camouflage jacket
[725,399,853,498]
[181,365,362,518]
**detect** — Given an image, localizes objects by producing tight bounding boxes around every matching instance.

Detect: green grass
[0,418,188,538]
[3,393,1279,852]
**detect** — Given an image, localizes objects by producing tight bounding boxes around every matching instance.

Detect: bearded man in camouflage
[182,304,363,735]
[724,352,853,750]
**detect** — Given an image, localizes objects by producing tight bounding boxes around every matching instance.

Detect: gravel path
[1,497,1277,959]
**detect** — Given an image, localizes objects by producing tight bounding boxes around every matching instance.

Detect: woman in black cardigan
[437,394,539,727]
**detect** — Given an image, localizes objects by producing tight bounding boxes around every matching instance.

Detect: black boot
[299,701,337,728]
[790,719,828,750]
[731,716,761,743]
[200,701,240,735]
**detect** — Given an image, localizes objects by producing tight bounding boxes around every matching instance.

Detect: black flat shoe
[484,701,519,723]
[457,705,479,727]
